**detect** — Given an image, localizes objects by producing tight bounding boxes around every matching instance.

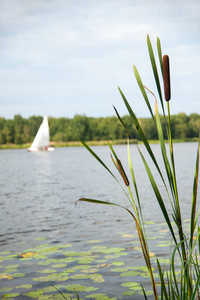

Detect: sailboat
[28,116,55,152]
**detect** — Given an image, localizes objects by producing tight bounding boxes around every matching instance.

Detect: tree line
[0,113,200,145]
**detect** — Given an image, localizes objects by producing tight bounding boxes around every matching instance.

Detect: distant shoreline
[0,138,198,150]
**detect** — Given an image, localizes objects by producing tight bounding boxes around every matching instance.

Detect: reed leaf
[79,139,117,181]
[138,147,177,244]
[154,99,176,215]
[157,260,169,300]
[147,34,164,115]
[127,140,141,213]
[133,65,155,121]
[157,37,163,77]
[118,86,166,184]
[190,138,200,247]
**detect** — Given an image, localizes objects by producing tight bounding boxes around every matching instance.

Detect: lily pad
[0,287,13,293]
[37,269,57,274]
[112,262,124,266]
[120,271,140,277]
[65,284,98,292]
[33,273,69,282]
[16,284,32,289]
[2,293,20,298]
[24,290,44,298]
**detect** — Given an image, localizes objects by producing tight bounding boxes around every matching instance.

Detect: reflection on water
[0,143,199,298]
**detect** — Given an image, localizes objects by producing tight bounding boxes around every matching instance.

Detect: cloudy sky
[0,0,200,119]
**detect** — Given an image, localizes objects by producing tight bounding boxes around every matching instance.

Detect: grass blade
[133,65,155,121]
[147,34,164,115]
[79,139,117,181]
[157,259,169,300]
[138,147,177,245]
[190,138,200,247]
[157,37,163,77]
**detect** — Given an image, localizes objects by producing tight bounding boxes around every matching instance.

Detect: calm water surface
[0,143,199,299]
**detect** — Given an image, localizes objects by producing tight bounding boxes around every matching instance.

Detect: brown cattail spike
[163,55,171,101]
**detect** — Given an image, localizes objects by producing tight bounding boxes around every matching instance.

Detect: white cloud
[0,0,200,119]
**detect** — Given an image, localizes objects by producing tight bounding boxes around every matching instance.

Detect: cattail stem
[163,55,171,101]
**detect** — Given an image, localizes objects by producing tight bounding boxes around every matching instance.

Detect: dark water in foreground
[0,143,199,299]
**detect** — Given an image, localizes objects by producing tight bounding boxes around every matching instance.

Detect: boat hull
[28,147,55,152]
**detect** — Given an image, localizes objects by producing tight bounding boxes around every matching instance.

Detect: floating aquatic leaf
[71,273,104,282]
[63,251,92,257]
[81,268,98,273]
[86,293,116,299]
[65,284,98,292]
[24,290,44,298]
[16,284,32,289]
[0,287,13,293]
[73,265,92,270]
[51,263,67,268]
[120,271,140,277]
[96,263,111,268]
[38,261,51,266]
[123,291,138,296]
[91,246,125,254]
[2,293,20,298]
[18,252,36,258]
[33,274,69,282]
[104,252,128,260]
[139,290,153,296]
[37,269,57,274]
[38,293,73,300]
[12,273,25,278]
[121,282,140,287]
[5,264,19,269]
[112,261,124,266]
[87,240,103,244]
[110,267,128,273]
[140,272,159,278]
[121,234,134,237]
[36,237,46,240]
[1,254,17,261]
[0,274,13,280]
[77,257,94,264]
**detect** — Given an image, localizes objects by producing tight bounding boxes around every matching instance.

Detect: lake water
[0,143,199,299]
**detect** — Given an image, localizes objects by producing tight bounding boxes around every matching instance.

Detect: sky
[0,0,200,120]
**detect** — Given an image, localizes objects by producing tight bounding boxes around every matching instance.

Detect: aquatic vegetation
[77,35,200,299]
[0,224,173,299]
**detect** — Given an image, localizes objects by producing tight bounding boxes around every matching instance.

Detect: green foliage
[0,113,199,145]
[77,35,200,299]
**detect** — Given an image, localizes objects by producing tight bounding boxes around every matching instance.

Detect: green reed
[77,35,200,299]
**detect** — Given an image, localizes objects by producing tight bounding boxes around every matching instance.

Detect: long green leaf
[118,87,164,180]
[79,139,116,181]
[157,259,169,300]
[147,34,164,115]
[157,37,163,78]
[133,65,155,121]
[155,100,176,214]
[190,138,200,247]
[138,147,177,245]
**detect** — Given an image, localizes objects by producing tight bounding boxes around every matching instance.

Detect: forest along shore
[0,113,200,147]
[0,138,198,150]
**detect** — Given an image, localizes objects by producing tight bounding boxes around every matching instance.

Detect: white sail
[28,116,54,152]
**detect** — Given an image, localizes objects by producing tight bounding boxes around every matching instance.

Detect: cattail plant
[77,35,200,299]
[163,55,171,101]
